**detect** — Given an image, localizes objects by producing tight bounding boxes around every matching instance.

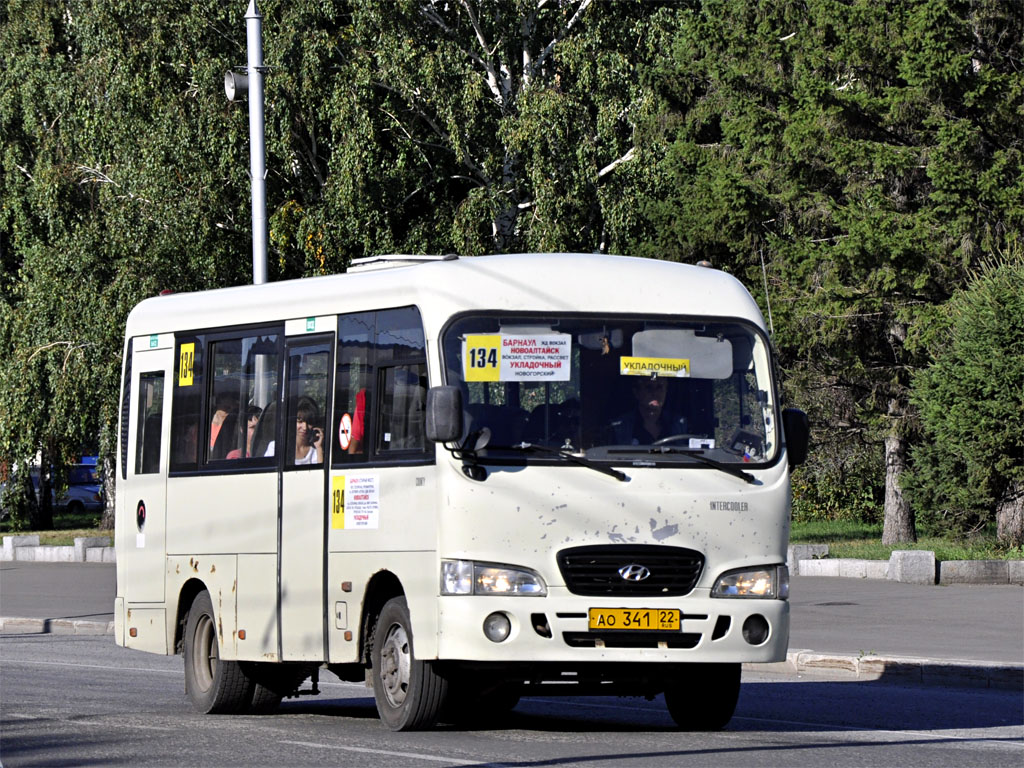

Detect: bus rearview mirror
[782,408,809,468]
[426,386,463,443]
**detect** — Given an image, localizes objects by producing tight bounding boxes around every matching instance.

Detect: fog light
[483,612,511,643]
[742,614,770,645]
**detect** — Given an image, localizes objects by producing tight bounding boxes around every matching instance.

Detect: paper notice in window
[463,334,571,381]
[331,474,379,530]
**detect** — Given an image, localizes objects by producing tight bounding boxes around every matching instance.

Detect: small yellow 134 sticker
[178,343,195,387]
[463,334,501,382]
[331,475,345,529]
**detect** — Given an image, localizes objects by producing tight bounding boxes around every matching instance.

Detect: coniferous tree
[905,254,1024,547]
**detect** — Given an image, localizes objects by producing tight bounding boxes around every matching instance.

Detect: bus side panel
[166,474,277,556]
[326,551,439,663]
[326,465,439,662]
[280,471,325,662]
[165,554,239,659]
[114,596,125,646]
[237,553,278,661]
[124,608,167,655]
[325,466,437,561]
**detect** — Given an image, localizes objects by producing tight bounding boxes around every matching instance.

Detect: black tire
[248,681,283,714]
[663,663,741,731]
[66,500,84,516]
[371,596,448,731]
[183,591,253,714]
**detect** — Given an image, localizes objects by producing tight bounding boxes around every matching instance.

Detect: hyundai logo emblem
[618,564,651,582]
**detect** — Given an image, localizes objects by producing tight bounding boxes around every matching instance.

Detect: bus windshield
[442,314,780,466]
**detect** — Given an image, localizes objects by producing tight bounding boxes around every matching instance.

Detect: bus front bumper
[436,591,789,664]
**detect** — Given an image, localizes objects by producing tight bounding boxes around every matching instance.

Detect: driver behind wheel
[606,375,688,445]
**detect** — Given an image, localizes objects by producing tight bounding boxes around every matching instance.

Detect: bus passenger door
[278,333,333,661]
[124,338,173,606]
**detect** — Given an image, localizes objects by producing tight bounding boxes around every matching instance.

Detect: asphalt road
[1,633,1022,768]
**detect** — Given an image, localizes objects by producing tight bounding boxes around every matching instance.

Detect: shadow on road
[275,676,1023,735]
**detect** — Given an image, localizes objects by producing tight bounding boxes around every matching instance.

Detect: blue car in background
[1,457,103,520]
[33,458,104,515]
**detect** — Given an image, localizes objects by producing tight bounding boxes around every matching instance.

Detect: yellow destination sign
[620,356,690,377]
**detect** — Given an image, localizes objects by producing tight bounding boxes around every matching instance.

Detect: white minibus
[115,252,808,730]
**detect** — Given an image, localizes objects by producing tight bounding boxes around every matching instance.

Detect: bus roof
[124,253,767,338]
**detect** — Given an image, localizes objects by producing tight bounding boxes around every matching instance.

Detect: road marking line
[2,658,181,675]
[5,712,176,731]
[280,740,497,765]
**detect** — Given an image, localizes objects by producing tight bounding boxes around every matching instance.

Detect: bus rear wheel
[371,596,448,730]
[183,591,253,714]
[663,662,741,731]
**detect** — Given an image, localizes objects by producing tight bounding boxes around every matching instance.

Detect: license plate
[588,608,680,631]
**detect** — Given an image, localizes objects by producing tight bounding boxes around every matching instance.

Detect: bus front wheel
[663,662,741,731]
[371,596,448,730]
[183,591,253,714]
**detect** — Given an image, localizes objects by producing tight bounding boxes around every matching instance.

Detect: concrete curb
[2,615,1019,693]
[0,616,115,635]
[1,535,115,563]
[787,545,1024,585]
[750,649,1024,691]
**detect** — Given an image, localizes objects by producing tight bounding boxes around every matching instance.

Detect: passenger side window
[283,344,330,468]
[206,334,280,463]
[171,337,203,471]
[120,350,133,480]
[208,339,244,461]
[170,330,281,473]
[333,306,430,465]
[135,372,165,475]
[378,364,427,452]
[334,313,374,463]
[375,308,427,455]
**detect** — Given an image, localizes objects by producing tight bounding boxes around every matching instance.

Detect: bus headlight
[712,565,788,599]
[441,560,547,596]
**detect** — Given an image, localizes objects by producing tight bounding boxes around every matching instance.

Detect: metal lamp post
[224,0,268,285]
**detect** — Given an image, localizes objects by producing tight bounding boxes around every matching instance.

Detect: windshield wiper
[608,446,756,484]
[504,442,630,482]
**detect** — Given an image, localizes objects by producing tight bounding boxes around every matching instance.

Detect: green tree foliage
[1,0,254,526]
[904,254,1024,547]
[272,0,669,267]
[1,0,1021,541]
[1,0,671,526]
[634,0,1023,541]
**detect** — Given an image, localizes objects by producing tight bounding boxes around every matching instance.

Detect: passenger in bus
[209,390,240,460]
[293,398,323,464]
[225,405,262,459]
[251,401,276,458]
[348,388,366,454]
[263,397,323,464]
[606,375,687,445]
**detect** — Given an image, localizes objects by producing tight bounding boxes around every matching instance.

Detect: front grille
[556,544,704,597]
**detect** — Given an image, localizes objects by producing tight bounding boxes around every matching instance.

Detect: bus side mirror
[426,386,463,443]
[782,408,809,469]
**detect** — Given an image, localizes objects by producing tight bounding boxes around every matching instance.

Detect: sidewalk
[2,562,1021,691]
[782,575,1023,690]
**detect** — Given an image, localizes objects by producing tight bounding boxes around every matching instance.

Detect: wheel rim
[378,621,411,708]
[191,613,217,692]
